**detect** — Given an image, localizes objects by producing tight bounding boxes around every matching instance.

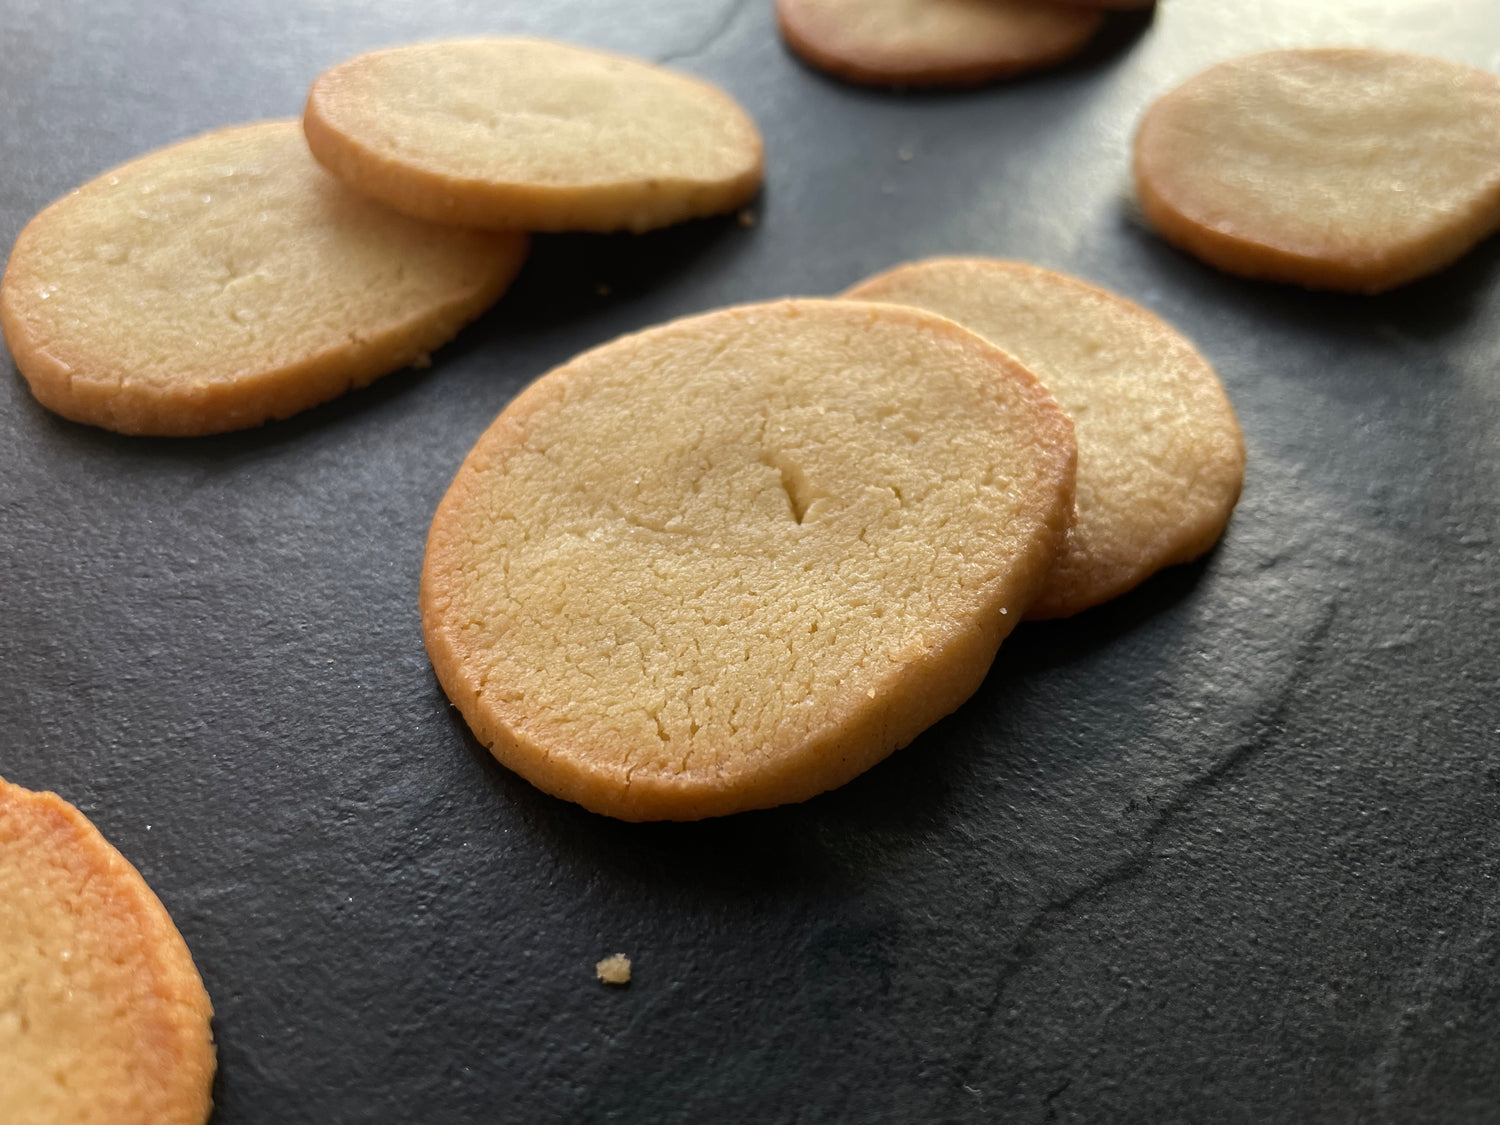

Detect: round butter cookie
[0,777,215,1125]
[0,120,527,436]
[303,39,765,233]
[846,259,1244,619]
[1134,49,1500,293]
[421,299,1076,821]
[775,0,1102,89]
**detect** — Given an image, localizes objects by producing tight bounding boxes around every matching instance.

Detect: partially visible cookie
[775,0,1103,88]
[303,39,764,233]
[0,120,527,436]
[846,258,1244,619]
[0,777,215,1125]
[1134,49,1500,293]
[421,299,1076,821]
[1036,0,1153,10]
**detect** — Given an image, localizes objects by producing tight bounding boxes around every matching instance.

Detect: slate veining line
[944,595,1342,1112]
[655,0,755,67]
[1042,1076,1072,1121]
[1367,851,1500,1117]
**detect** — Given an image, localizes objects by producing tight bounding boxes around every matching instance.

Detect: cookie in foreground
[421,299,1076,821]
[0,120,527,436]
[846,258,1244,619]
[775,0,1102,89]
[1134,48,1500,293]
[304,38,764,233]
[0,777,215,1125]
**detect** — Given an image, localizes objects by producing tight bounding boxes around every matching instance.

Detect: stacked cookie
[0,39,765,436]
[421,263,1244,821]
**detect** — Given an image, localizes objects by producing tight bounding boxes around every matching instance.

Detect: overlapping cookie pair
[422,259,1244,823]
[0,40,764,436]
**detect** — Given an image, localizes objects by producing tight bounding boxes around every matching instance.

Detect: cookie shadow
[1057,5,1156,76]
[1365,231,1500,340]
[1117,214,1500,347]
[8,350,453,467]
[480,211,760,337]
[806,550,1217,812]
[991,547,1215,680]
[442,550,1212,897]
[445,698,842,902]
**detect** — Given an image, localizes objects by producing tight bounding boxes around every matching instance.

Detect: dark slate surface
[3,1,1499,1121]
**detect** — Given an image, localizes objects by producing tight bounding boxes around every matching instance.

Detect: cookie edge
[1132,48,1500,294]
[774,0,1104,89]
[845,256,1246,619]
[0,776,216,1125]
[302,38,766,234]
[0,120,530,436]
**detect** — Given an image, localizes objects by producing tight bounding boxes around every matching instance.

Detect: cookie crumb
[897,147,914,162]
[596,953,631,986]
[737,208,757,228]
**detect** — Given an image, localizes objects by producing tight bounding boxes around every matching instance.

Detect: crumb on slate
[596,953,631,986]
[737,208,757,228]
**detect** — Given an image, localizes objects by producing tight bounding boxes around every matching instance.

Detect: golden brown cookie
[421,299,1076,821]
[303,39,765,233]
[0,120,527,436]
[846,259,1244,619]
[1134,49,1500,293]
[0,777,215,1125]
[775,0,1103,88]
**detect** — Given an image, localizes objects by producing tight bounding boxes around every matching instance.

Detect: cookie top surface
[421,299,1076,821]
[0,778,215,1125]
[846,259,1244,619]
[1134,48,1500,292]
[0,120,527,435]
[775,0,1102,88]
[303,38,765,233]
